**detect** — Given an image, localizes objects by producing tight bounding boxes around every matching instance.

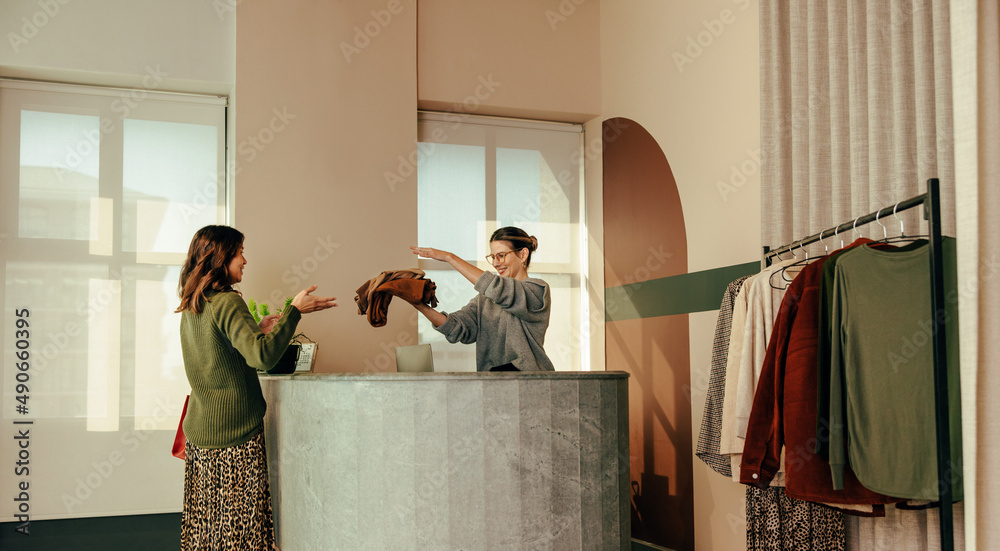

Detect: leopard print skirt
[746,486,846,550]
[181,428,275,551]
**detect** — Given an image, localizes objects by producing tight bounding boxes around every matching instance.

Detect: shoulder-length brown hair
[176,225,244,314]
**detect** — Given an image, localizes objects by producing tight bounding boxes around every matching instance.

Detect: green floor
[0,513,180,551]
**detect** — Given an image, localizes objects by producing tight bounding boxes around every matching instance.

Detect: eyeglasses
[485,250,517,264]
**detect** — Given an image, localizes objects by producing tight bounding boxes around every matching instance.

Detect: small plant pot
[267,344,300,375]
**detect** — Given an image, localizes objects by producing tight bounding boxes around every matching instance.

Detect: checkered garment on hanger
[696,275,753,477]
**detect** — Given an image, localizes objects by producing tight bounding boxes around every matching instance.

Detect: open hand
[291,285,337,314]
[410,246,452,263]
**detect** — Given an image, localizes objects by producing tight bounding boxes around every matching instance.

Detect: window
[416,112,587,371]
[1,79,227,519]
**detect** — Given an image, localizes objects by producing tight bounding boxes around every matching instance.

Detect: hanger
[869,200,927,246]
[818,228,830,254]
[771,235,824,289]
[875,209,889,240]
[770,248,784,265]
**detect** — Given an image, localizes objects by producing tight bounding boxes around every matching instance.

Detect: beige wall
[597,0,761,549]
[599,0,761,272]
[235,0,419,372]
[417,0,601,122]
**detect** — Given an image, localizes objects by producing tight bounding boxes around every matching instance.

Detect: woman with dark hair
[176,225,335,550]
[409,226,554,372]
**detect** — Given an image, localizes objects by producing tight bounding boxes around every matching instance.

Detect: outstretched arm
[410,246,484,285]
[412,301,447,327]
[291,285,337,313]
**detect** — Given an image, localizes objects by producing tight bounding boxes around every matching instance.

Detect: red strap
[171,395,190,460]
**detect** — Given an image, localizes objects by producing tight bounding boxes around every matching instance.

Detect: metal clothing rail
[762,178,955,551]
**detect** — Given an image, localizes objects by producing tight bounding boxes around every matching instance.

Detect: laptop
[394,344,435,373]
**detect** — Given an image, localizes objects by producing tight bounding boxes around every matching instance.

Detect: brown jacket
[355,269,438,327]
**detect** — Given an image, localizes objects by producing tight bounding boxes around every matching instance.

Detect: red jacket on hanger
[740,239,901,507]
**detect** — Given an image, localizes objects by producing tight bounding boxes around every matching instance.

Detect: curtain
[952,1,1000,550]
[760,1,971,549]
[761,0,956,252]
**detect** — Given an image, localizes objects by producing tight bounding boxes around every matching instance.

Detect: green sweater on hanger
[180,290,301,449]
[824,239,962,501]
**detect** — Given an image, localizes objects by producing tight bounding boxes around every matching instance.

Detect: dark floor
[0,514,181,551]
[2,514,675,550]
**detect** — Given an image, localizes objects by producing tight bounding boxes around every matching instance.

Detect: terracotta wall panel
[603,117,693,550]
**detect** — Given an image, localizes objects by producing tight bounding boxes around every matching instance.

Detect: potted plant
[247,297,317,374]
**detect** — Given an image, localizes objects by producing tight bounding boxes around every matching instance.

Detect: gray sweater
[435,272,554,371]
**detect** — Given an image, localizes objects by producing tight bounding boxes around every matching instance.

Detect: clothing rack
[762,178,954,551]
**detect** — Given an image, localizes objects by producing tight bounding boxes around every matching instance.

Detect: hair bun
[529,235,538,251]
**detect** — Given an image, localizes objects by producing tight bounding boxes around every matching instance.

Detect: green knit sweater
[180,290,301,449]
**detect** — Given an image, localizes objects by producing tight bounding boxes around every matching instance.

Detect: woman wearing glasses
[409,226,554,371]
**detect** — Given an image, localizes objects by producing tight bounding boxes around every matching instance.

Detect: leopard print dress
[181,427,275,550]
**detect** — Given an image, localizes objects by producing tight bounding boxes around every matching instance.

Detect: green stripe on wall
[606,261,759,321]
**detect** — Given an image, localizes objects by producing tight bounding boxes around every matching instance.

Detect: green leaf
[247,298,261,323]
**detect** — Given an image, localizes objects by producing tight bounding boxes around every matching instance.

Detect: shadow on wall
[602,118,693,550]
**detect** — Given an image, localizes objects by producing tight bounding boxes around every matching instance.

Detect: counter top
[260,370,630,382]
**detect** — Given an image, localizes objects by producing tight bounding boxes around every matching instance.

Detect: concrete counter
[260,371,630,551]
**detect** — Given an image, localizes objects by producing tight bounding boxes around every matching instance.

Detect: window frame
[0,78,228,520]
[415,111,589,371]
